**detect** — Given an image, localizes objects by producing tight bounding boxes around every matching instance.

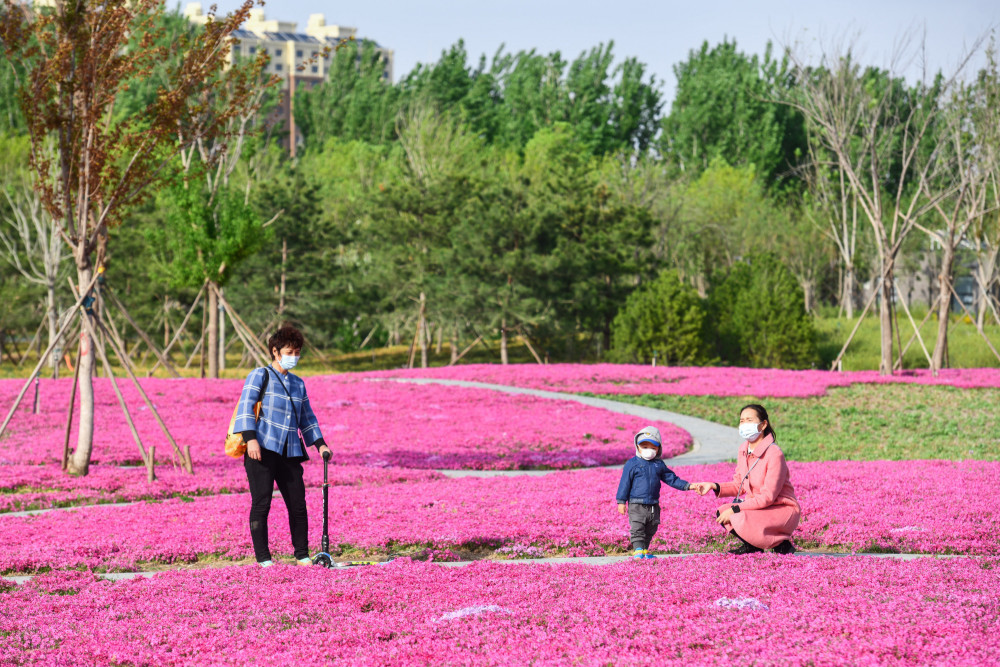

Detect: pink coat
[717,433,801,549]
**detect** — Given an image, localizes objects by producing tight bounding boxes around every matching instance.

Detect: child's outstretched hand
[688,482,714,496]
[617,503,626,515]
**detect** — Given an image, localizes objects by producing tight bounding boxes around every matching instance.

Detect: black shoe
[772,540,796,555]
[728,542,764,555]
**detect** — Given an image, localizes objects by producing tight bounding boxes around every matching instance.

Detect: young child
[616,425,700,559]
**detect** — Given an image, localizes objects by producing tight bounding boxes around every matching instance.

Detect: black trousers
[244,447,308,562]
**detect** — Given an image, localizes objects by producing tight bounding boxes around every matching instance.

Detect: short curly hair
[268,325,305,360]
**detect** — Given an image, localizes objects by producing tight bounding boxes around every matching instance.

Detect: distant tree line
[2,8,999,375]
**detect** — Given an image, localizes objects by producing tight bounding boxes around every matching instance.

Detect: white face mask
[279,355,299,370]
[739,422,762,442]
[638,447,658,460]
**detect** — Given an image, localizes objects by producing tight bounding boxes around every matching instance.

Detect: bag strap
[258,366,270,402]
[265,366,302,424]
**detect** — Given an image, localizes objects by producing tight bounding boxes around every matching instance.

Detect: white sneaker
[258,560,274,567]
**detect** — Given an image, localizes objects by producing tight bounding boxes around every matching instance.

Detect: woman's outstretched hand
[688,482,714,496]
[716,507,735,525]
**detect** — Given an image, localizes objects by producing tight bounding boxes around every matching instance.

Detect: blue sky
[201,0,998,103]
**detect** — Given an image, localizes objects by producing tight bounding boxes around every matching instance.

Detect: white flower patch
[435,605,512,622]
[714,597,769,611]
[890,526,926,533]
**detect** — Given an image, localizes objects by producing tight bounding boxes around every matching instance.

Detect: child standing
[616,426,699,559]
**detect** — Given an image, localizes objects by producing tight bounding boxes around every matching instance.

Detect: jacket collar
[742,432,775,459]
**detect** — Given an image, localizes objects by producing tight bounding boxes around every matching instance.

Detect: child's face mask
[638,446,658,460]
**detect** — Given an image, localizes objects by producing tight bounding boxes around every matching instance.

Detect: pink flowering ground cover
[0,462,442,513]
[361,363,1000,397]
[0,376,689,469]
[1,460,995,574]
[2,556,998,666]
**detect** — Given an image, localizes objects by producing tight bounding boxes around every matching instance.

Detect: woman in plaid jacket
[233,325,330,567]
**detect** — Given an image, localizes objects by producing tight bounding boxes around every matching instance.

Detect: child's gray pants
[627,502,660,551]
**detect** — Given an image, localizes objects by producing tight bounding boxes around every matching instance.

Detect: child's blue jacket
[616,456,689,504]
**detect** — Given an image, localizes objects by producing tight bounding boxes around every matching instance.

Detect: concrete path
[386,378,738,476]
[1,551,963,585]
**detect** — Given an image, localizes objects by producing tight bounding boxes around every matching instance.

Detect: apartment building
[184,4,394,154]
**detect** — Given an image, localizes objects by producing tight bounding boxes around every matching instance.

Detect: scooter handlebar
[322,450,331,461]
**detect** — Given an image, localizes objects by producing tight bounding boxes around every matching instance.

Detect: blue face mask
[279,355,299,370]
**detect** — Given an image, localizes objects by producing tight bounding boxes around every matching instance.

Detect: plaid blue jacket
[234,366,323,458]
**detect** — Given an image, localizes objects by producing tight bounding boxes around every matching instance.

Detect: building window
[249,46,256,54]
[275,49,282,56]
[311,65,318,73]
[275,63,283,71]
[296,50,303,58]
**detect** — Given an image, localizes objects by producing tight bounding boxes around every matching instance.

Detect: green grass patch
[815,310,1000,370]
[609,383,1000,461]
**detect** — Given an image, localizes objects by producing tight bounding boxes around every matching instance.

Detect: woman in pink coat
[695,404,800,555]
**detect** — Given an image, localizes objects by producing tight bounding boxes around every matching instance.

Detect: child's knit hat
[634,426,662,448]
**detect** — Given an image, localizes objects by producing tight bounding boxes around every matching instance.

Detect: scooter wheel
[313,553,333,568]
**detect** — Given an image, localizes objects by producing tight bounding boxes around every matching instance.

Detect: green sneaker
[258,560,274,568]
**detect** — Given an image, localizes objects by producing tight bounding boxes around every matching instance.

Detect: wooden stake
[78,304,153,480]
[449,335,483,366]
[407,323,419,369]
[215,288,269,368]
[199,292,207,378]
[61,345,81,471]
[212,284,269,358]
[150,281,206,376]
[212,285,269,364]
[829,282,880,371]
[949,283,1000,363]
[17,319,45,369]
[894,289,933,371]
[92,291,192,473]
[105,289,180,377]
[517,327,544,365]
[0,270,101,440]
[895,294,940,371]
[187,327,205,369]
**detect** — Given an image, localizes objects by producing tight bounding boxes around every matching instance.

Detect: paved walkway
[386,378,738,476]
[1,551,962,585]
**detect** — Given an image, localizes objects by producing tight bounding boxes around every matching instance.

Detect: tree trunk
[418,292,428,369]
[843,264,855,319]
[878,261,895,376]
[931,242,956,374]
[435,324,443,355]
[278,237,287,315]
[450,324,459,364]
[500,316,509,365]
[67,266,96,476]
[207,281,219,378]
[46,280,59,379]
[218,287,226,373]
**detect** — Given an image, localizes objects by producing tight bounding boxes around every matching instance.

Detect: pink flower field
[2,557,998,666]
[0,462,442,513]
[1,460,996,574]
[0,376,690,469]
[362,364,1000,397]
[2,368,998,665]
